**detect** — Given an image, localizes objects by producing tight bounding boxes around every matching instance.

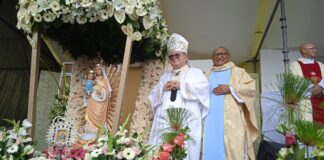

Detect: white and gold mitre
[167,33,188,54]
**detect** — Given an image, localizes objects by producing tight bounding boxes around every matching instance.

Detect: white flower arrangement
[313,146,324,158]
[16,0,169,57]
[83,115,150,160]
[30,115,149,160]
[0,119,35,159]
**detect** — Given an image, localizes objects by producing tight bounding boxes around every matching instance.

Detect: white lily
[27,1,38,16]
[65,0,72,5]
[99,10,109,20]
[37,0,50,12]
[112,0,124,11]
[135,7,147,16]
[132,31,142,41]
[18,0,29,6]
[76,16,87,24]
[22,119,32,128]
[17,8,28,21]
[7,144,18,153]
[125,6,134,15]
[33,14,43,22]
[142,15,156,29]
[43,12,56,22]
[106,2,115,17]
[128,13,139,21]
[50,1,61,12]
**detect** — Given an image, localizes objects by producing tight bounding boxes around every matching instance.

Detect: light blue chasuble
[203,69,231,160]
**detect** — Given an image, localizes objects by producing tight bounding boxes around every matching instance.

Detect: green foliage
[276,73,311,107]
[161,107,193,132]
[154,108,193,160]
[49,68,70,121]
[264,73,311,129]
[41,21,162,64]
[276,146,305,160]
[49,90,69,120]
[295,120,324,146]
[313,146,324,159]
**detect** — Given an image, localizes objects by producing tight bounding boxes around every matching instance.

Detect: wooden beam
[250,0,271,57]
[42,37,63,65]
[112,37,133,133]
[27,32,40,138]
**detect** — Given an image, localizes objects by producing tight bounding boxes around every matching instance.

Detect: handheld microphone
[170,88,177,102]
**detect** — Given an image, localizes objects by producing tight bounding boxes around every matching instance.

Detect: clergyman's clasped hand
[163,80,180,91]
[212,84,230,95]
[311,84,324,98]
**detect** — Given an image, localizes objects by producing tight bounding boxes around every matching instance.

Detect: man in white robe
[148,33,209,160]
[290,42,324,124]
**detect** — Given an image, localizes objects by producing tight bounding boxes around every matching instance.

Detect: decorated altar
[7,0,191,159]
[16,0,169,133]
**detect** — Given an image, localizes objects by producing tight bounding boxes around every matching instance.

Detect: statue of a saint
[84,63,112,135]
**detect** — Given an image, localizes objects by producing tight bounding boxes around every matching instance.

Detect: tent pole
[279,0,289,73]
[27,32,40,138]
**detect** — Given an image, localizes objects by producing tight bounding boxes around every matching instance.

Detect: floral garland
[130,59,165,140]
[16,0,169,63]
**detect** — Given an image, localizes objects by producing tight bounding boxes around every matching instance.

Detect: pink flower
[162,143,174,153]
[173,133,185,148]
[285,132,296,145]
[44,145,69,159]
[67,147,87,159]
[117,151,124,159]
[132,146,141,155]
[159,151,170,160]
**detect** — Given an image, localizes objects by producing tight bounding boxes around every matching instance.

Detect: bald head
[212,47,231,67]
[300,43,318,59]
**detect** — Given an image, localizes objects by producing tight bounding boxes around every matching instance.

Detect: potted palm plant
[264,73,324,159]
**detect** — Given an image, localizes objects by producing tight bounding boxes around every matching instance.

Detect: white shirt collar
[298,57,314,64]
[172,64,189,76]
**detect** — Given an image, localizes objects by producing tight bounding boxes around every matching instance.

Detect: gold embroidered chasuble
[206,61,259,160]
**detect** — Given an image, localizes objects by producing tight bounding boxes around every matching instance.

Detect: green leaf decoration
[264,73,311,128]
[295,120,324,146]
[161,107,194,133]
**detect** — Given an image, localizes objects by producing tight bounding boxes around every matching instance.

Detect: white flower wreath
[16,0,169,57]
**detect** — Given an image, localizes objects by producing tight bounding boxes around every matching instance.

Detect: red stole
[298,61,324,124]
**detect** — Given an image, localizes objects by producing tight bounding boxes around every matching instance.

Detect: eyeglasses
[304,47,319,51]
[168,53,182,59]
[214,52,228,57]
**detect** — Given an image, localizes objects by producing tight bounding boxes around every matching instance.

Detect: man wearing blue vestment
[203,47,259,160]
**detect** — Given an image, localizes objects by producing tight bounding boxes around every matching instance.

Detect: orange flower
[173,133,185,147]
[159,151,170,160]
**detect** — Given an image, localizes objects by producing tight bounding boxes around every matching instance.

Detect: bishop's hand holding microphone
[163,80,180,102]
